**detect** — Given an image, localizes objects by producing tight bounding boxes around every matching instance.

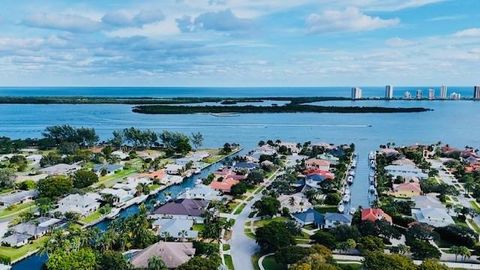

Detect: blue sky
[0,0,479,86]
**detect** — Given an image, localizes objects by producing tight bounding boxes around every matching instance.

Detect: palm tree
[459,246,471,261]
[450,246,462,262]
[178,230,188,242]
[396,244,410,255]
[147,256,167,270]
[289,197,295,206]
[160,231,170,242]
[136,183,150,196]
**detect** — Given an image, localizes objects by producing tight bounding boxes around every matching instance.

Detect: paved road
[230,172,280,270]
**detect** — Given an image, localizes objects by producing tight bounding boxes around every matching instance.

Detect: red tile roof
[361,208,392,224]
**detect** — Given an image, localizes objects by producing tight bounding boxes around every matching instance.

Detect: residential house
[292,208,324,228]
[165,164,183,175]
[2,217,61,247]
[379,148,400,157]
[39,163,81,176]
[278,193,312,213]
[26,154,43,165]
[57,193,101,216]
[285,154,307,168]
[151,199,209,222]
[390,182,422,198]
[1,233,30,247]
[93,164,123,176]
[412,195,444,210]
[178,185,223,201]
[305,174,326,189]
[317,153,339,165]
[209,178,239,193]
[0,190,38,207]
[130,242,195,269]
[232,162,259,172]
[305,159,330,171]
[361,208,393,224]
[153,219,198,240]
[99,188,133,206]
[412,207,455,227]
[277,142,300,153]
[384,164,428,179]
[324,213,352,228]
[112,150,129,160]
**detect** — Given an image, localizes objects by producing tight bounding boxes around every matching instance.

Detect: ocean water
[2,87,479,269]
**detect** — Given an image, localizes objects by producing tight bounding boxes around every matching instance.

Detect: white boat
[349,170,355,176]
[349,207,356,215]
[106,208,121,219]
[338,204,345,213]
[369,172,375,178]
[343,194,351,202]
[347,176,354,185]
[344,189,350,196]
[369,176,375,184]
[195,179,203,185]
[369,185,376,193]
[193,168,201,174]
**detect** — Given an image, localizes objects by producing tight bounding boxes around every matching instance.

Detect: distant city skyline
[0,0,479,86]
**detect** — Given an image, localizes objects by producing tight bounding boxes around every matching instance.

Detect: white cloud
[453,28,480,38]
[22,13,102,33]
[102,9,165,27]
[306,7,399,34]
[385,37,416,47]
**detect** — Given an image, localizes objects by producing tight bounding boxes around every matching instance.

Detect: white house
[39,163,81,176]
[99,188,133,206]
[324,213,352,228]
[56,193,101,216]
[412,207,455,227]
[384,164,428,179]
[165,164,183,175]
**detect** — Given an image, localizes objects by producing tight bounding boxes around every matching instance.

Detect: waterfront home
[379,148,400,157]
[412,195,444,209]
[361,208,393,224]
[10,217,61,239]
[112,150,129,160]
[93,164,123,176]
[1,233,30,247]
[151,199,209,222]
[324,213,352,228]
[232,162,259,172]
[113,177,152,194]
[317,153,339,165]
[39,163,81,176]
[165,164,183,175]
[209,178,239,193]
[304,169,335,180]
[384,164,428,179]
[390,182,422,198]
[178,184,223,201]
[143,170,166,181]
[56,193,101,216]
[250,145,277,161]
[136,150,163,160]
[130,241,195,269]
[412,207,455,227]
[153,218,198,240]
[214,168,246,181]
[99,188,133,206]
[292,208,324,228]
[0,190,38,207]
[392,158,416,166]
[305,158,330,171]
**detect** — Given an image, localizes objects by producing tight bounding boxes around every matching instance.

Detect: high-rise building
[416,89,423,99]
[450,92,461,100]
[428,88,435,100]
[440,85,448,99]
[351,87,362,100]
[385,85,393,99]
[474,85,480,100]
[404,91,412,99]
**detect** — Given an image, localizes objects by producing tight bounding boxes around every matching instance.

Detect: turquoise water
[2,87,480,269]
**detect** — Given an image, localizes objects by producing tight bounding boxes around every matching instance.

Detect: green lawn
[262,255,287,270]
[96,168,137,187]
[223,244,230,251]
[336,262,363,270]
[467,219,480,233]
[80,210,103,224]
[0,236,48,262]
[469,201,480,214]
[192,224,205,232]
[244,227,255,239]
[234,203,246,215]
[253,217,288,228]
[315,206,338,213]
[0,201,35,219]
[225,254,234,270]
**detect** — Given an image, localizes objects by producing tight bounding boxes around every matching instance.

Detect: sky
[0,0,479,86]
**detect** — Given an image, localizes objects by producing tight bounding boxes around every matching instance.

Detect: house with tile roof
[178,184,222,201]
[152,219,198,240]
[56,193,101,216]
[209,178,239,193]
[151,199,209,222]
[292,208,324,228]
[305,159,330,171]
[390,182,422,198]
[361,208,393,224]
[324,213,352,228]
[130,242,195,269]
